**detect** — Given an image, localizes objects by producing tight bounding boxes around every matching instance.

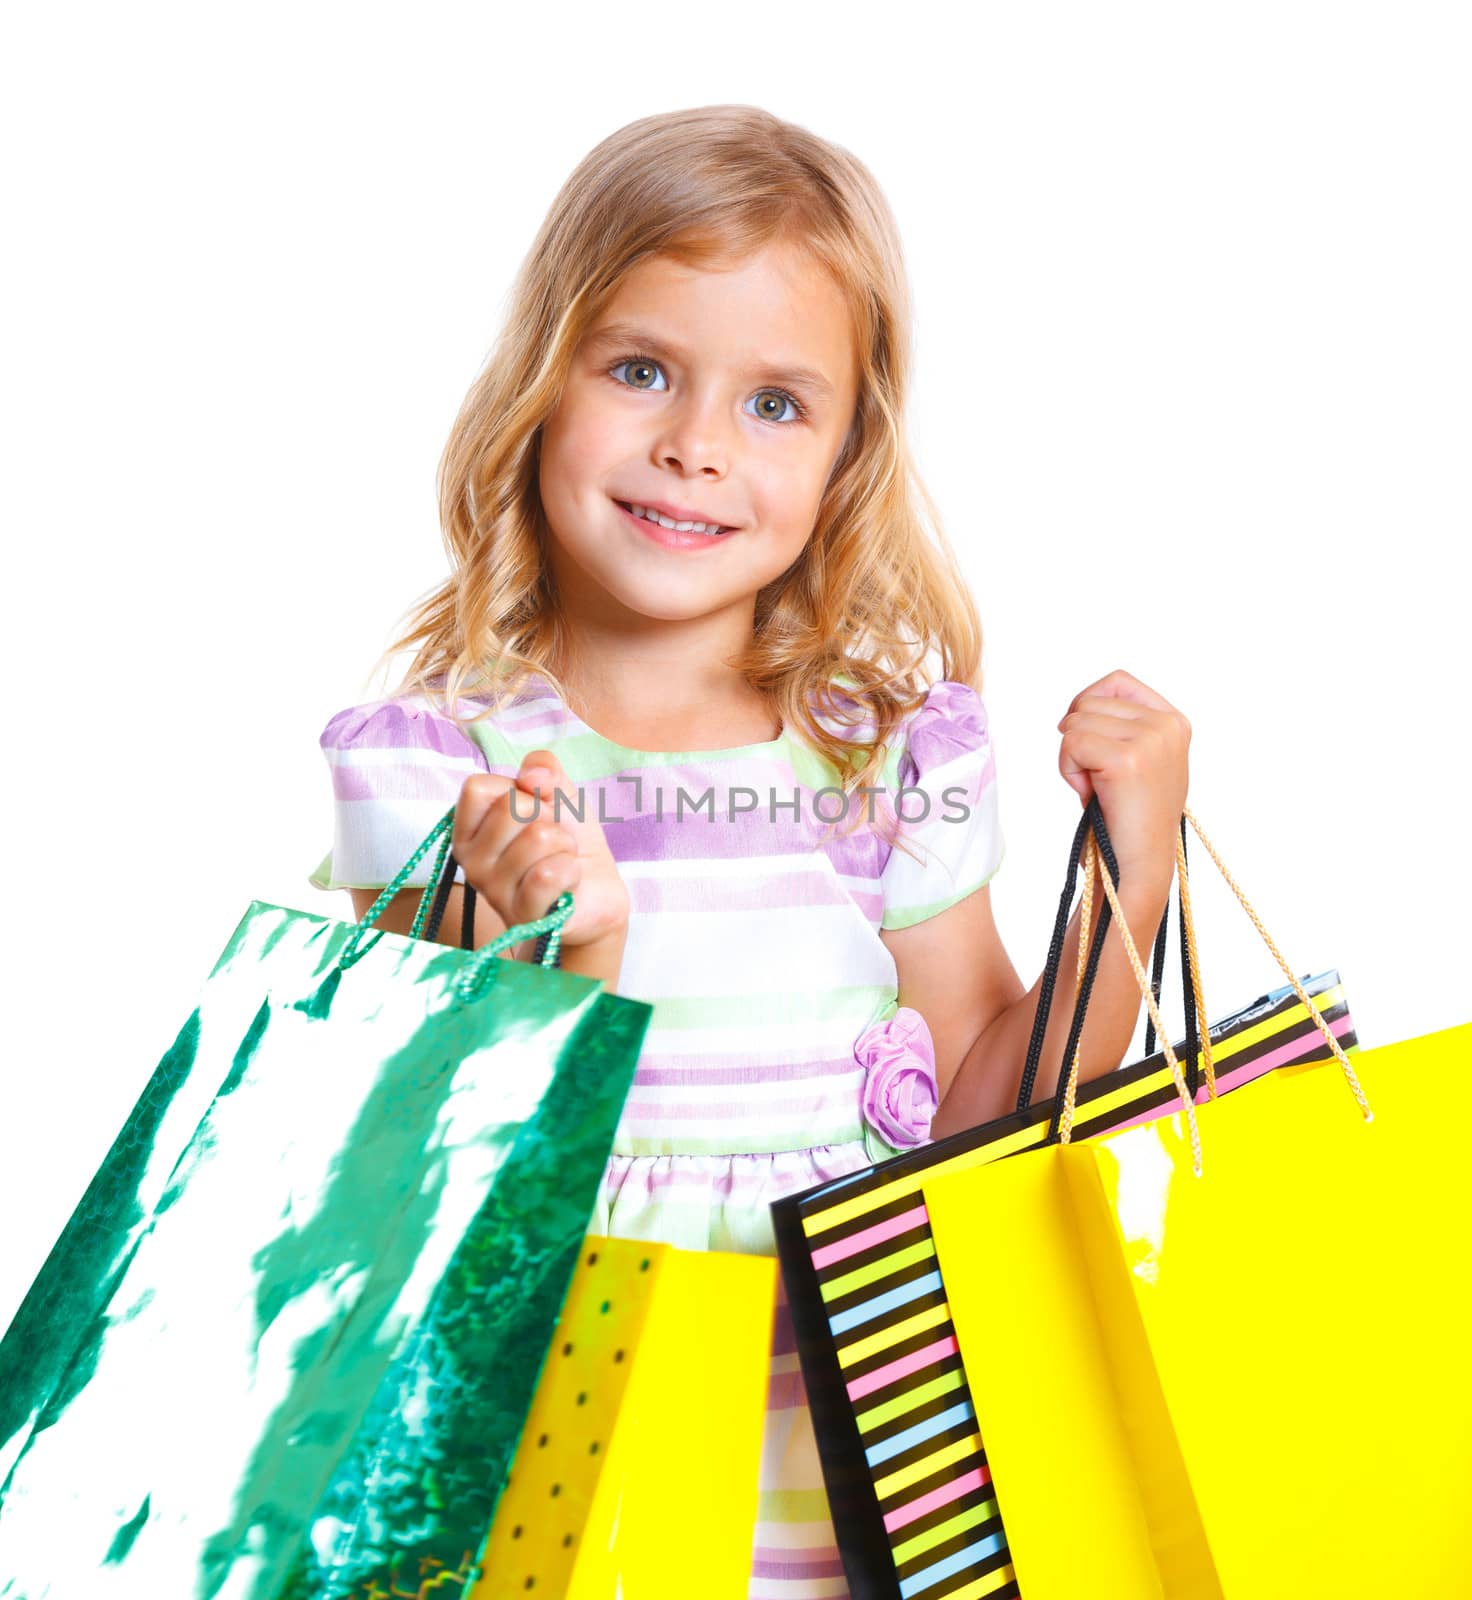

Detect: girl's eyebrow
[584,320,836,402]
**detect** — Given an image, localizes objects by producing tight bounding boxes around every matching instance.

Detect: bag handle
[421,843,563,966]
[420,834,476,950]
[335,806,572,988]
[1140,822,1206,1065]
[1056,819,1216,1158]
[1054,818,1218,1143]
[1015,800,1212,1121]
[1052,802,1375,1176]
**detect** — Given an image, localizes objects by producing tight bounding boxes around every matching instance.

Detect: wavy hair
[373,104,984,851]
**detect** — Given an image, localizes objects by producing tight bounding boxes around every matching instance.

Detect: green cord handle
[336,806,575,989]
[455,889,574,1005]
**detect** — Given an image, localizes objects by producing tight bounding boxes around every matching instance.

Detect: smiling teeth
[627,503,728,535]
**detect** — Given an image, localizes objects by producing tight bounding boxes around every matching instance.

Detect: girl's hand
[452,749,630,950]
[1057,668,1191,886]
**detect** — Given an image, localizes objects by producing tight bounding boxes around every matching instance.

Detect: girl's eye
[746,388,804,425]
[607,354,806,424]
[610,356,667,393]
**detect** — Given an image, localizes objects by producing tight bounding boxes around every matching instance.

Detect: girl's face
[537,240,860,630]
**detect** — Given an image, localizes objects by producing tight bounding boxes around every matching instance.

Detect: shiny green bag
[0,809,650,1598]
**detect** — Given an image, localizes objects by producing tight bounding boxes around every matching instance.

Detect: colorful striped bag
[770,801,1357,1600]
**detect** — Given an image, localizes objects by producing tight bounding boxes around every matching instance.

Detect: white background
[2,2,1467,1336]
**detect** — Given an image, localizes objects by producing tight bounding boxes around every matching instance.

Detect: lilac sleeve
[308,696,495,892]
[878,680,1004,931]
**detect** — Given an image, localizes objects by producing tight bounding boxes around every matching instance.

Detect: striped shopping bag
[770,803,1357,1600]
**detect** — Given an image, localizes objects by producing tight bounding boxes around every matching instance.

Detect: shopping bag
[770,800,1356,1600]
[474,1234,776,1598]
[924,806,1462,1598]
[1061,1023,1472,1597]
[0,808,652,1598]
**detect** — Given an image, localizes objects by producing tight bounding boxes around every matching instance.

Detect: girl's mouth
[614,499,738,550]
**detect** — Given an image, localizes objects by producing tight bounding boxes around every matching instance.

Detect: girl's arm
[885,666,1189,1140]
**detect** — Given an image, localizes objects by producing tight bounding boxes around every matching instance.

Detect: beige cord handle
[1178,807,1372,1119]
[1059,826,1220,1145]
[1059,833,1206,1175]
[1057,807,1373,1178]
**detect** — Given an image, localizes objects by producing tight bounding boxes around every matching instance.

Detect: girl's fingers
[1058,708,1161,742]
[1065,670,1176,718]
[458,774,571,850]
[1058,698,1149,731]
[470,814,577,899]
[508,850,582,929]
[517,749,577,810]
[1058,738,1095,801]
[454,773,577,897]
[1060,725,1151,772]
[452,772,517,858]
[496,815,579,891]
[514,752,604,848]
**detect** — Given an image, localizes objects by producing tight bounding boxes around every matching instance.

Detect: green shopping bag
[0,809,651,1598]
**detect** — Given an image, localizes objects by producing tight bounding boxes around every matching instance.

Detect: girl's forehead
[609,240,845,311]
[587,244,859,389]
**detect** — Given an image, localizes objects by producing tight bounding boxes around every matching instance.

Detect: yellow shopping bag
[1081,1022,1470,1594]
[926,806,1472,1597]
[474,1234,776,1598]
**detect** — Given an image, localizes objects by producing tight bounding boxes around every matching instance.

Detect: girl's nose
[651,389,737,475]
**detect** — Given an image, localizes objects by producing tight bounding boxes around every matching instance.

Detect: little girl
[309,105,1189,1599]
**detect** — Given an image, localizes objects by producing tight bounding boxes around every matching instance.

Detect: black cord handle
[1040,804,1125,1141]
[1143,820,1200,1089]
[421,845,559,965]
[421,834,459,944]
[1014,798,1200,1140]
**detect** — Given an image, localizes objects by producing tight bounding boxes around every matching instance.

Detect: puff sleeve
[878,680,1004,931]
[307,695,510,892]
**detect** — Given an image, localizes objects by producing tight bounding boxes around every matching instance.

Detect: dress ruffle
[855,1003,939,1148]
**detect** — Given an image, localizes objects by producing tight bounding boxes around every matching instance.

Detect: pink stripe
[1105,1012,1355,1138]
[628,873,880,918]
[811,1204,930,1271]
[764,1369,811,1411]
[750,1554,848,1580]
[852,889,884,922]
[620,1088,860,1123]
[1203,1011,1355,1093]
[331,762,484,802]
[601,797,888,877]
[883,1464,992,1534]
[493,701,577,738]
[627,874,828,913]
[602,1146,872,1199]
[846,1335,958,1402]
[633,1053,861,1088]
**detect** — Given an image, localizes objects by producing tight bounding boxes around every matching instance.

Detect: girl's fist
[452,749,630,951]
[1056,668,1190,885]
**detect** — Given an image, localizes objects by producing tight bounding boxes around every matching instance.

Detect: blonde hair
[374,104,984,850]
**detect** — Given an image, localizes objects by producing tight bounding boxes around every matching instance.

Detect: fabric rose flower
[856,1004,939,1149]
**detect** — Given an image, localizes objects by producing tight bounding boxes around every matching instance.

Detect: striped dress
[309,670,1004,1598]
